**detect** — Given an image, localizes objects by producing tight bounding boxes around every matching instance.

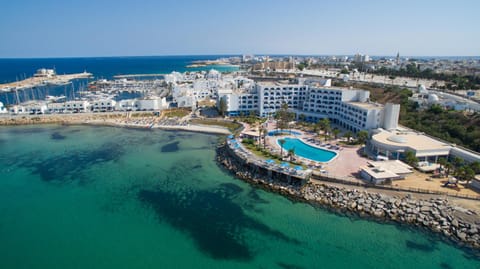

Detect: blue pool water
[278,137,337,162]
[268,129,302,136]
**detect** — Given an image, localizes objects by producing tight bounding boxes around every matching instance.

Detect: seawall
[216,142,480,254]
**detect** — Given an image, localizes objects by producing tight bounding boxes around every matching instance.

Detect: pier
[0,71,92,92]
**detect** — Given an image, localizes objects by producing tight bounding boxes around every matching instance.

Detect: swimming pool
[268,129,302,136]
[278,137,337,162]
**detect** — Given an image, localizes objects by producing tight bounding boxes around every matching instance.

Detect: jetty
[0,70,92,92]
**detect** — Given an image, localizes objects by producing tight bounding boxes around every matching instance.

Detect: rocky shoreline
[216,143,480,255]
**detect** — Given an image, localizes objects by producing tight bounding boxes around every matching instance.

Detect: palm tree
[445,163,454,177]
[356,130,369,145]
[405,151,419,167]
[452,156,464,169]
[464,167,475,184]
[287,148,295,162]
[319,118,330,133]
[257,124,262,147]
[332,128,340,140]
[324,125,331,142]
[437,157,447,174]
[279,138,286,159]
[261,127,268,149]
[343,131,353,143]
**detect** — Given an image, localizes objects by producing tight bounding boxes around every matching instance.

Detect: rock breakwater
[216,143,480,253]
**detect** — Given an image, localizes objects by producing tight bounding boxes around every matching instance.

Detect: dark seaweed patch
[161,141,180,152]
[22,142,125,183]
[218,183,243,197]
[51,132,66,140]
[276,262,305,269]
[138,187,299,261]
[440,262,454,269]
[248,189,269,204]
[405,239,436,252]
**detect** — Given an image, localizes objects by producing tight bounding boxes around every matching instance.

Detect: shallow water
[0,125,478,269]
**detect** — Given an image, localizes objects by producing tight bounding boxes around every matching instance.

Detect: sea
[0,56,479,269]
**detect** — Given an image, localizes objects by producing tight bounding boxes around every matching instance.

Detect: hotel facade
[218,81,400,132]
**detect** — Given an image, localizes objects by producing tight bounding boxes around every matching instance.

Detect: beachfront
[0,112,230,135]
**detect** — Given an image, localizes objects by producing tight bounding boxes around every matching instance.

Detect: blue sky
[1,0,479,58]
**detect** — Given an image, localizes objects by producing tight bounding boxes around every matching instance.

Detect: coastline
[2,113,479,255]
[0,113,231,135]
[215,142,480,255]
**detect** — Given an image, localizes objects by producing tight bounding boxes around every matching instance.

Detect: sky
[0,0,479,58]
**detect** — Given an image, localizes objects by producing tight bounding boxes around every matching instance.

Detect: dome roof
[387,135,407,144]
[418,84,428,94]
[427,94,439,103]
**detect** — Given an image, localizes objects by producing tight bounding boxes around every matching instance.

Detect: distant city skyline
[1,0,479,58]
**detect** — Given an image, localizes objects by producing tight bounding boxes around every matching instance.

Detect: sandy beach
[0,112,231,135]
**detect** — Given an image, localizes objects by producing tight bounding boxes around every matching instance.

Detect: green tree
[405,151,419,167]
[278,138,286,158]
[464,167,475,184]
[324,125,331,142]
[438,157,448,175]
[357,130,369,145]
[218,98,227,117]
[298,113,306,123]
[261,127,268,149]
[276,103,294,131]
[445,162,454,177]
[343,131,353,143]
[452,156,464,168]
[287,148,295,162]
[469,161,480,174]
[332,128,341,140]
[455,167,466,180]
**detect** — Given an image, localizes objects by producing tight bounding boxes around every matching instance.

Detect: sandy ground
[0,112,231,135]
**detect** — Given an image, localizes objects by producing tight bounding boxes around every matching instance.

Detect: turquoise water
[279,137,337,162]
[0,125,478,269]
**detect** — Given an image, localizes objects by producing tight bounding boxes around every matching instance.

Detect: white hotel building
[218,81,400,132]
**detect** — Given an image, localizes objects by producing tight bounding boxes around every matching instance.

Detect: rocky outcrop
[303,184,480,249]
[216,143,480,253]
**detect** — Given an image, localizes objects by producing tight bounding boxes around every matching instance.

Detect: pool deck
[240,121,480,200]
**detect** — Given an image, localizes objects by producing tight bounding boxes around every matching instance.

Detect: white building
[217,88,259,116]
[206,69,222,80]
[369,127,480,164]
[116,100,137,111]
[0,102,7,113]
[34,68,56,77]
[9,105,28,114]
[91,99,116,112]
[116,98,167,111]
[135,97,167,111]
[217,81,399,132]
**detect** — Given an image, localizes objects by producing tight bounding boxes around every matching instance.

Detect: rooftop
[371,129,452,152]
[366,160,413,175]
[347,102,383,110]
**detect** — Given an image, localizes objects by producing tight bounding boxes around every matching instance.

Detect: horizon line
[0,53,479,60]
